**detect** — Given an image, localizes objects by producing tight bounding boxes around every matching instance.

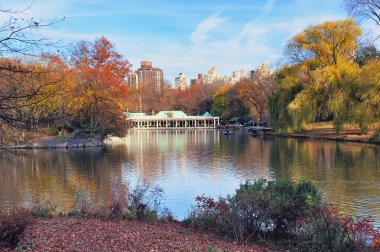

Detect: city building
[190,74,203,86]
[174,73,187,91]
[251,62,270,79]
[127,71,139,89]
[203,66,219,84]
[125,110,220,129]
[136,61,164,93]
[230,70,248,84]
[195,67,248,86]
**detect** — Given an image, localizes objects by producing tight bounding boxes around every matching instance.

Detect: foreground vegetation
[184,179,380,251]
[1,180,379,251]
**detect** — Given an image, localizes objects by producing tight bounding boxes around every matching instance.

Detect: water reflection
[0,130,379,222]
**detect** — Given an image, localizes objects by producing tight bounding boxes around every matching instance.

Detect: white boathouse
[126,111,220,129]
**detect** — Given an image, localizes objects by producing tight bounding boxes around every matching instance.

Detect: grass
[290,121,380,143]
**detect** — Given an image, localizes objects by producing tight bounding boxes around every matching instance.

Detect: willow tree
[281,18,362,133]
[351,59,380,133]
[269,65,304,133]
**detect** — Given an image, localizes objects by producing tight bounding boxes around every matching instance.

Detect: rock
[54,142,68,148]
[68,129,93,139]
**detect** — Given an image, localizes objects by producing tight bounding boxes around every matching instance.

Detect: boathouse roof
[202,112,213,118]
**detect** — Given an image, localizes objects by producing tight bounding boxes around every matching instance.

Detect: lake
[1,129,379,223]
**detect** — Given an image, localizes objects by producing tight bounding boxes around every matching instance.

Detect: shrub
[185,179,320,243]
[127,182,165,221]
[185,179,379,251]
[29,197,57,218]
[298,206,380,251]
[0,207,31,248]
[68,181,167,222]
[109,182,129,220]
[71,190,93,216]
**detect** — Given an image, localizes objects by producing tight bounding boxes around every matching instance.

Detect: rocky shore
[8,129,105,149]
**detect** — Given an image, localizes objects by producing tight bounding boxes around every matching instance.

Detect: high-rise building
[175,73,187,91]
[230,70,248,84]
[136,61,164,93]
[127,71,139,89]
[203,66,219,84]
[252,62,270,79]
[190,74,203,86]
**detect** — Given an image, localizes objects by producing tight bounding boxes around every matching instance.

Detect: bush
[0,207,31,248]
[185,179,320,243]
[29,197,57,218]
[68,181,167,222]
[127,182,165,221]
[297,206,380,251]
[185,179,380,251]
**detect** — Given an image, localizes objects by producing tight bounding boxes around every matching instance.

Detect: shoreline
[277,132,380,145]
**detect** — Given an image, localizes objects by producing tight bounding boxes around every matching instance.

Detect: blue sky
[1,0,379,84]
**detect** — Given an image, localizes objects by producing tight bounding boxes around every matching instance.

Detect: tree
[351,59,380,133]
[269,65,304,133]
[70,37,131,138]
[211,86,229,118]
[237,74,276,122]
[0,8,63,57]
[176,83,220,115]
[281,19,362,133]
[344,0,380,26]
[285,18,361,68]
[356,45,380,66]
[0,7,63,146]
[0,58,65,145]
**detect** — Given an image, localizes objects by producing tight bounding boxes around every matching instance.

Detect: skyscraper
[136,61,164,93]
[175,73,187,91]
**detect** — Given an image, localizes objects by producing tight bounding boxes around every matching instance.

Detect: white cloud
[190,13,227,44]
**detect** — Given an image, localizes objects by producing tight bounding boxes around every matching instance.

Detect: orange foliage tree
[70,37,131,138]
[237,75,276,122]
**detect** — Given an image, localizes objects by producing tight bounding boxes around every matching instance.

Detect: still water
[1,130,379,222]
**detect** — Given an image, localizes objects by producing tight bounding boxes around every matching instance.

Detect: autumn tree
[285,18,361,68]
[269,65,304,132]
[176,83,220,115]
[0,6,64,146]
[69,37,131,138]
[351,59,380,133]
[237,74,275,122]
[0,58,66,145]
[211,85,249,119]
[279,19,362,133]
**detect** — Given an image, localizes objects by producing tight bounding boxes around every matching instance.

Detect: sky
[1,0,379,85]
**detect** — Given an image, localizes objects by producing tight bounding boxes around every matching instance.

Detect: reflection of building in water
[123,130,221,181]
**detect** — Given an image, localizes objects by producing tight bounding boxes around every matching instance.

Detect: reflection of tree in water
[0,148,130,212]
[268,138,380,221]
